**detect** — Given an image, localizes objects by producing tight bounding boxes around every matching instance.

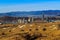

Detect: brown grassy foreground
[0,22,60,40]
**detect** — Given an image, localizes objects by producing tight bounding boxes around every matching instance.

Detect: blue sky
[0,0,60,13]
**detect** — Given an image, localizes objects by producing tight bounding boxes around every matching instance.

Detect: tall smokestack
[32,17,34,22]
[42,12,44,22]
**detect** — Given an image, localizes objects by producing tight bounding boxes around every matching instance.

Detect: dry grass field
[0,22,60,40]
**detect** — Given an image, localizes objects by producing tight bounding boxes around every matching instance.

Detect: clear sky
[0,0,60,13]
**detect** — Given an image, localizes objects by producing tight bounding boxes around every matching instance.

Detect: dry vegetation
[0,22,60,40]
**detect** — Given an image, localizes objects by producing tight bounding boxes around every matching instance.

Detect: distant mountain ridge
[0,10,60,17]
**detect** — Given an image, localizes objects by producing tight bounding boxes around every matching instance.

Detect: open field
[0,22,60,40]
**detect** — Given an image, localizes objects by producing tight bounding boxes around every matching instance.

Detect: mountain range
[0,10,60,17]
